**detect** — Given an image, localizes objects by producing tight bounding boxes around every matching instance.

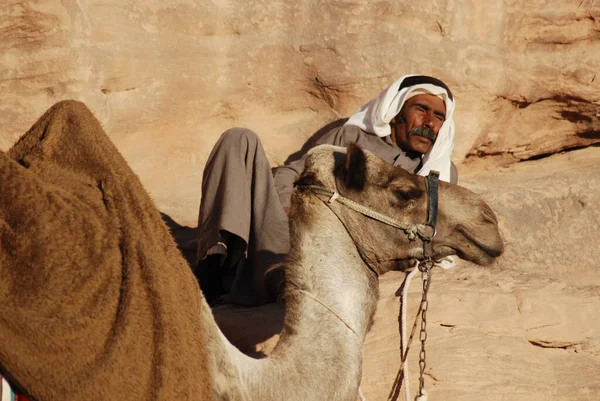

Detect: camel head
[293,143,503,275]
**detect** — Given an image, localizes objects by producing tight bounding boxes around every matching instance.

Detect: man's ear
[393,114,406,124]
[341,143,367,190]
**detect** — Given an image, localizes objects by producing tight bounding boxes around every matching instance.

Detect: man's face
[390,93,447,157]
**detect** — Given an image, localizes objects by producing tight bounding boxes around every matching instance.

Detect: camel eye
[393,190,411,201]
[393,187,421,202]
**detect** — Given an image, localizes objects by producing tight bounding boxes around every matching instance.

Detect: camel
[0,101,503,401]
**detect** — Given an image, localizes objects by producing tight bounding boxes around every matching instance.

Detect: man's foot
[265,264,285,301]
[194,254,226,305]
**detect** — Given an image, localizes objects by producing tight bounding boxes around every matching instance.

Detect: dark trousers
[196,128,289,306]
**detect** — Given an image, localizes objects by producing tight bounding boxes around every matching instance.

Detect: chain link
[417,260,432,398]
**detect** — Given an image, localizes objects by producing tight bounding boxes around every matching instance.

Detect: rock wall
[2,0,599,225]
[2,1,599,400]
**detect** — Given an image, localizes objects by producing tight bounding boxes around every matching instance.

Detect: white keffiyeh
[344,74,456,183]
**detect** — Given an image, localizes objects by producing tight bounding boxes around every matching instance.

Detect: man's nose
[423,112,435,129]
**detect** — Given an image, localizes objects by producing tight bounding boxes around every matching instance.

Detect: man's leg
[195,128,289,306]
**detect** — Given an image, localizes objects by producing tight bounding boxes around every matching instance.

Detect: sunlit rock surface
[2,1,599,399]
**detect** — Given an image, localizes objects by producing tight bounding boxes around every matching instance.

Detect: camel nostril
[481,206,498,225]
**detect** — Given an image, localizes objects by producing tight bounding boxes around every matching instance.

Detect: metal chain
[417,260,432,398]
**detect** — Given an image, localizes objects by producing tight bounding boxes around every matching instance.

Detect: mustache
[408,126,437,142]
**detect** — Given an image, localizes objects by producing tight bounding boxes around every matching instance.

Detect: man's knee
[205,127,265,173]
[219,128,261,148]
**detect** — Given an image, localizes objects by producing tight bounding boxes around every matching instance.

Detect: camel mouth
[453,225,504,266]
[382,247,457,272]
[380,231,502,269]
[430,245,456,260]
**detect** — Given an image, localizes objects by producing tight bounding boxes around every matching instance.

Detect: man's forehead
[406,93,446,113]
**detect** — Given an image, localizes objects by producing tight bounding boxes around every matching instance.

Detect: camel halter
[298,171,440,401]
[298,170,440,265]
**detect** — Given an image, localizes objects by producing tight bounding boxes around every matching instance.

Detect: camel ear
[341,143,367,190]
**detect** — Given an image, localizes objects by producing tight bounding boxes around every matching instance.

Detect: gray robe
[274,124,425,211]
[196,124,456,305]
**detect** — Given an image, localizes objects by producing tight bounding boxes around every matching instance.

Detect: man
[195,74,457,306]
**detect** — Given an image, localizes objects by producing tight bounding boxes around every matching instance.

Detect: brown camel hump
[0,101,215,401]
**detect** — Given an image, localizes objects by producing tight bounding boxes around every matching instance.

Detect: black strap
[425,171,440,230]
[421,171,440,265]
[398,76,453,101]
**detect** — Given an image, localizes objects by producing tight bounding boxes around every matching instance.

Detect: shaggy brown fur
[0,101,214,401]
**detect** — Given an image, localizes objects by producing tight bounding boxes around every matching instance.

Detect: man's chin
[408,137,434,155]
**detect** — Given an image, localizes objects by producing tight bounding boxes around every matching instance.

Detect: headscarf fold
[344,74,456,183]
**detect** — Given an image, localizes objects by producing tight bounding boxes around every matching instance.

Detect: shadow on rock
[283,118,348,164]
[161,212,198,269]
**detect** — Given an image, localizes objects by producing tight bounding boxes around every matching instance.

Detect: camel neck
[207,199,379,401]
[249,200,378,400]
[282,216,378,340]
